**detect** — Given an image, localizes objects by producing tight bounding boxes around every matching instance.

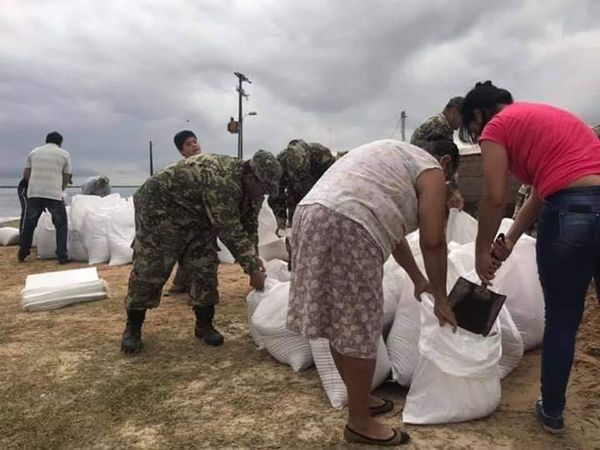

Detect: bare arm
[417,168,457,329]
[417,168,447,302]
[475,141,509,282]
[23,168,31,181]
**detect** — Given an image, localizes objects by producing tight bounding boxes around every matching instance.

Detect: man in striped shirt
[18,131,72,264]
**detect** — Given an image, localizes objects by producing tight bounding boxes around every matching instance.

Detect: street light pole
[234,71,252,159]
[400,110,407,142]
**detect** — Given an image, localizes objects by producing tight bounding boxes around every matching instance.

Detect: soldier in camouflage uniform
[411,97,464,209]
[268,139,335,232]
[120,150,282,353]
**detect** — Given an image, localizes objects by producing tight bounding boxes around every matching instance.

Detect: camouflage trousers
[513,184,532,218]
[512,184,537,236]
[125,194,220,311]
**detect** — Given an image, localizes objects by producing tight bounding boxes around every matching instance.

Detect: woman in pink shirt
[459,81,600,434]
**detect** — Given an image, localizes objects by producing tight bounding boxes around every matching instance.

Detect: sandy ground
[0,246,598,449]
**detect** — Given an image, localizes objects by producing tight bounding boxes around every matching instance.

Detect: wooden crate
[458,153,521,217]
[458,153,521,202]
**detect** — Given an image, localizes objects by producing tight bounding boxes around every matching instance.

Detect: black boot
[194,305,224,346]
[121,309,146,353]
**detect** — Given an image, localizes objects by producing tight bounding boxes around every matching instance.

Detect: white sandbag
[246,280,284,350]
[36,211,71,259]
[446,209,478,244]
[83,210,110,265]
[258,199,279,246]
[0,227,19,246]
[497,306,524,379]
[21,267,107,311]
[107,200,135,266]
[265,259,291,282]
[31,226,39,248]
[310,337,391,409]
[68,230,88,262]
[70,194,121,262]
[70,195,105,230]
[258,237,289,262]
[216,238,235,264]
[403,294,501,424]
[493,236,544,350]
[252,280,313,372]
[382,258,407,337]
[385,266,421,386]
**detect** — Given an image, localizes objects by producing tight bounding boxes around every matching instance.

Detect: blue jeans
[18,197,68,261]
[536,186,600,416]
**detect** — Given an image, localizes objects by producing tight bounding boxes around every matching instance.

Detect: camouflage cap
[279,139,310,173]
[592,123,600,139]
[250,150,282,196]
[308,142,331,154]
[445,96,464,109]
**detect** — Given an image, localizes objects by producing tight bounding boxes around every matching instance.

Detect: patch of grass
[0,248,599,449]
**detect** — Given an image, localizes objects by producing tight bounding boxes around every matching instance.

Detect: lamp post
[234,71,252,160]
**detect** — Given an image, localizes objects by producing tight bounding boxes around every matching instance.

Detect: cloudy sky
[1,0,599,185]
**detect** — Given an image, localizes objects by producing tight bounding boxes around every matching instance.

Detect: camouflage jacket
[410,113,453,149]
[137,154,261,274]
[268,144,335,228]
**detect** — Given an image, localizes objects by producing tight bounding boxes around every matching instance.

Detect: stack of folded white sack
[21,267,108,312]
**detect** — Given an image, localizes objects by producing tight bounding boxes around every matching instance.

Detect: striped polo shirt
[26,143,72,201]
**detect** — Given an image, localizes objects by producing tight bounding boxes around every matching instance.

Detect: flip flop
[344,425,410,446]
[369,398,394,416]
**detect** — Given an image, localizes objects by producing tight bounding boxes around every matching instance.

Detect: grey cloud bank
[1,0,598,185]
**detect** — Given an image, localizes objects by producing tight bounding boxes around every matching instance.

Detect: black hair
[458,81,513,144]
[423,139,460,175]
[173,130,197,151]
[45,131,63,146]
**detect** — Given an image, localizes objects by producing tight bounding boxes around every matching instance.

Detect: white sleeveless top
[300,139,441,259]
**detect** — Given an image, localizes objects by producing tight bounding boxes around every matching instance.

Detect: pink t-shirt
[480,102,600,198]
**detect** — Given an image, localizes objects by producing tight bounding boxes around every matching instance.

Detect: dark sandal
[369,398,394,416]
[344,425,410,446]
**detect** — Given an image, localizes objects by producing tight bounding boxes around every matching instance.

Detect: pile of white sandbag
[384,210,542,424]
[247,268,391,408]
[246,209,544,421]
[35,194,135,266]
[21,267,108,311]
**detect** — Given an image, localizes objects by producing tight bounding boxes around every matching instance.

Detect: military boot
[194,305,224,346]
[121,309,146,353]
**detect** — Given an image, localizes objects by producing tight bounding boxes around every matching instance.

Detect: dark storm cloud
[0,0,598,184]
